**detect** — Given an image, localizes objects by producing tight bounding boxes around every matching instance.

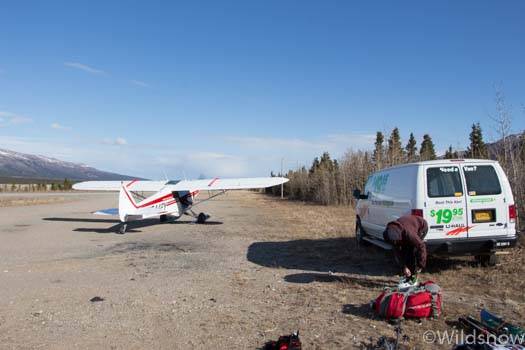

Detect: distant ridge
[0,148,140,181]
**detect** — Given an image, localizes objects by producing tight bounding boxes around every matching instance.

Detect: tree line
[0,178,74,192]
[267,96,525,228]
[267,130,457,205]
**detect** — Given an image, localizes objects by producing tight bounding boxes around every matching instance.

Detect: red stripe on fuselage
[122,187,200,210]
[137,193,174,208]
[126,179,138,188]
[123,186,139,209]
[122,185,174,209]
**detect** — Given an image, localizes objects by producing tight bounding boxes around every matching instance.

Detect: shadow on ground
[247,237,395,277]
[43,217,222,234]
[247,237,468,277]
[43,217,120,224]
[284,272,395,288]
[342,303,375,318]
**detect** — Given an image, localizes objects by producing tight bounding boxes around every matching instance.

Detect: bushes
[267,150,373,206]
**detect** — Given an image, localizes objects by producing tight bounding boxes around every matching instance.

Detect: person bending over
[383,214,428,277]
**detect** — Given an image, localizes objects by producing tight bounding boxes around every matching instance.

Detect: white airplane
[73,177,288,234]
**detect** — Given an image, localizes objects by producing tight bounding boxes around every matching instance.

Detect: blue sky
[1,1,524,179]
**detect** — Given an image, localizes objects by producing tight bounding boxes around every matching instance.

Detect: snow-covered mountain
[0,148,138,181]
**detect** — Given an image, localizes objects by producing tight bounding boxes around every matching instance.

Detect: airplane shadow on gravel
[43,217,222,234]
[246,238,466,280]
[43,217,121,224]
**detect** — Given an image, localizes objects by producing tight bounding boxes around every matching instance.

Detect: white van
[353,159,518,265]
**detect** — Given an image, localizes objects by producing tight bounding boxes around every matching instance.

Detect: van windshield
[463,165,501,196]
[427,166,463,198]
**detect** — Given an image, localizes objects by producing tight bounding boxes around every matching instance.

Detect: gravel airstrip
[0,191,523,349]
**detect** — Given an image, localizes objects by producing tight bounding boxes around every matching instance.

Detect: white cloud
[130,80,150,88]
[10,115,32,124]
[0,131,378,180]
[153,151,249,178]
[115,137,127,145]
[0,111,14,118]
[0,136,75,160]
[226,133,375,152]
[64,62,105,75]
[223,133,376,175]
[102,137,128,146]
[226,136,328,151]
[0,111,33,127]
[51,123,72,130]
[325,133,376,148]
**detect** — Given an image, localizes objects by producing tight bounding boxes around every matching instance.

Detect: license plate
[474,211,493,222]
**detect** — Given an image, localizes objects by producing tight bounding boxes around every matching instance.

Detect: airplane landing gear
[160,214,168,223]
[196,212,210,224]
[186,209,210,224]
[118,223,127,234]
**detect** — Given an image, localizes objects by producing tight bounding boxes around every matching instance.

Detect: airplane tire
[118,223,127,234]
[160,214,167,223]
[197,213,207,224]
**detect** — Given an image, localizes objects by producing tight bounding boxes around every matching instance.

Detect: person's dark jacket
[383,215,428,270]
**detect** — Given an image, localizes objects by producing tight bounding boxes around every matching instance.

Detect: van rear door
[424,165,468,240]
[462,164,507,238]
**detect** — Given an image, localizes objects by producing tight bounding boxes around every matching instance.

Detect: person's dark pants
[403,248,418,275]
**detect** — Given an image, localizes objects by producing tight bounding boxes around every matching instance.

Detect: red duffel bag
[373,280,442,320]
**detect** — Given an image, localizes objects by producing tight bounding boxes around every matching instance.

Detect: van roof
[381,158,498,171]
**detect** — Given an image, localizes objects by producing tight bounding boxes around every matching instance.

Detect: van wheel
[475,254,498,267]
[355,222,368,248]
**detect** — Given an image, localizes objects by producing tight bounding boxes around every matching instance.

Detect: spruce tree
[387,127,404,166]
[405,132,417,162]
[309,157,320,174]
[467,123,488,159]
[420,134,436,161]
[373,131,385,170]
[444,146,455,159]
[521,132,525,163]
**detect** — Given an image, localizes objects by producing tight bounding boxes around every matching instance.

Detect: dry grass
[242,191,354,239]
[242,192,525,349]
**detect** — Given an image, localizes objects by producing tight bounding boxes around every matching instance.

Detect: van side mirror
[353,189,368,200]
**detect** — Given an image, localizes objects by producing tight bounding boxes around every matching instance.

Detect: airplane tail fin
[119,184,138,222]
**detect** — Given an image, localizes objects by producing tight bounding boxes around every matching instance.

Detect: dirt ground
[0,191,523,349]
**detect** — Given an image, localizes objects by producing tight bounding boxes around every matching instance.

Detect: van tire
[475,254,498,267]
[355,222,368,248]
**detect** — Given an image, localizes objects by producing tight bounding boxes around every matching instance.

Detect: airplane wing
[93,208,119,216]
[73,180,167,192]
[73,177,288,192]
[169,177,288,191]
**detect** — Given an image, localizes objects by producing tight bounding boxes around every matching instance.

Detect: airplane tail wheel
[197,213,208,224]
[118,223,127,234]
